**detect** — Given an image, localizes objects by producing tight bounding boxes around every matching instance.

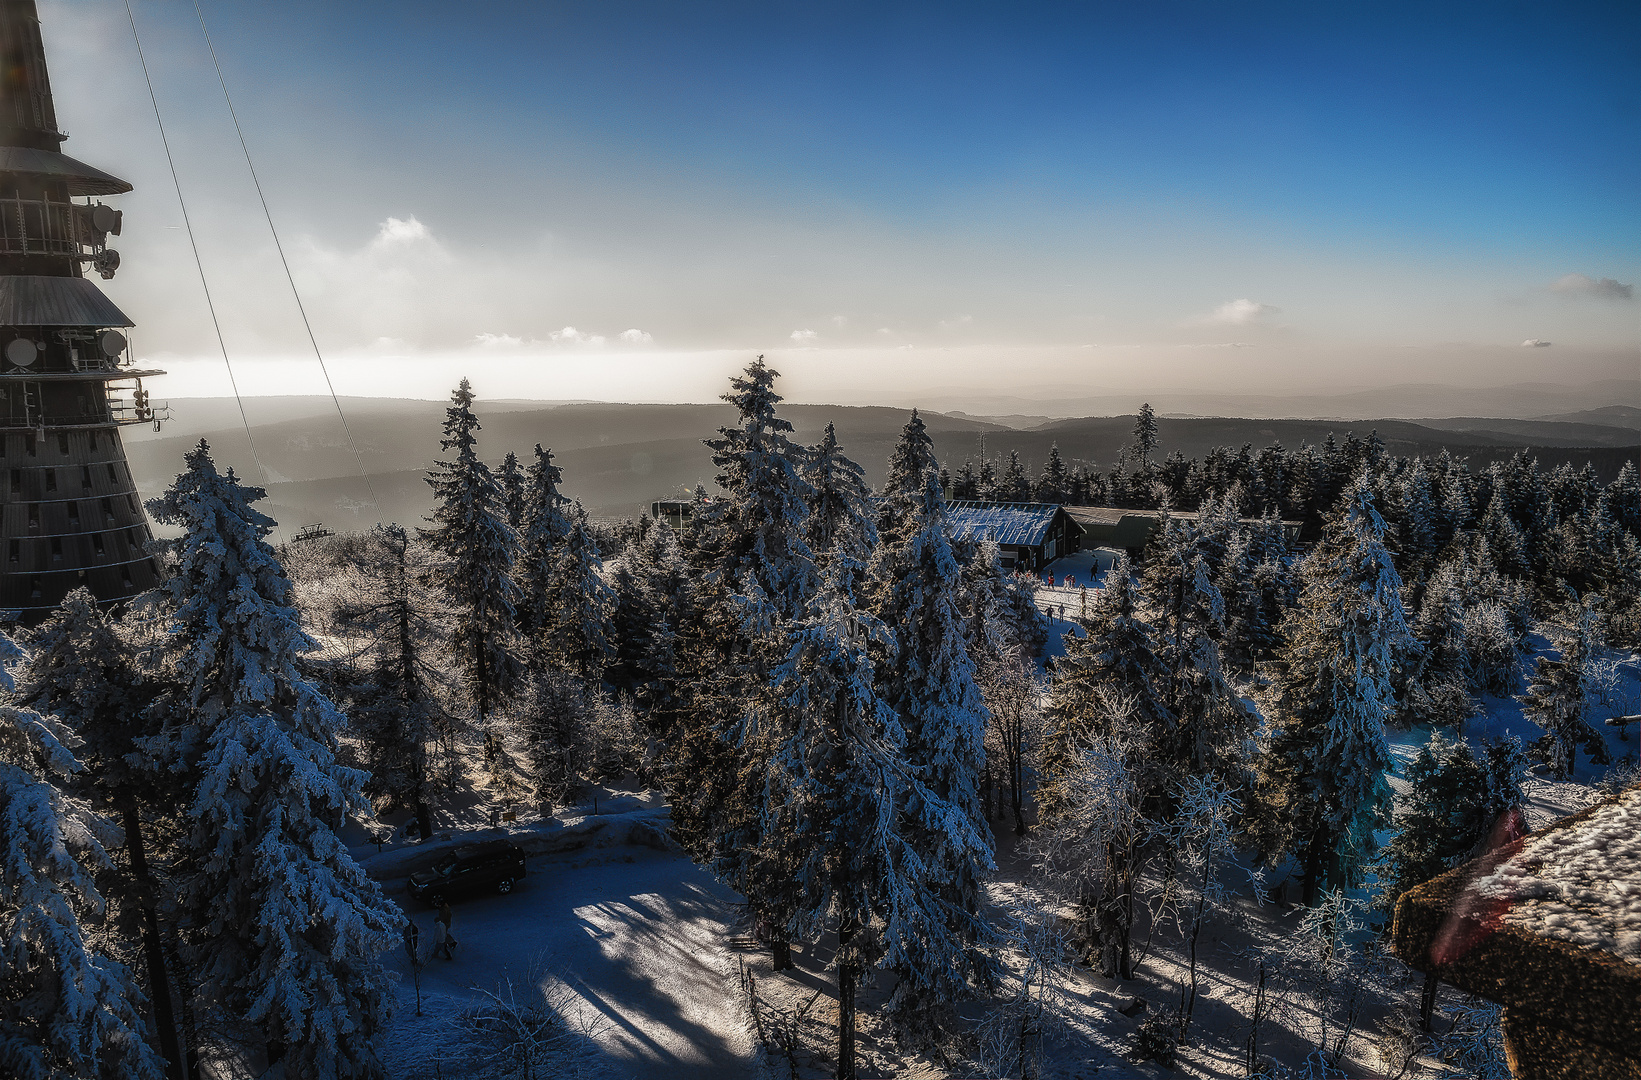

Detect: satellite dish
[98,330,127,357]
[90,203,121,235]
[6,339,37,367]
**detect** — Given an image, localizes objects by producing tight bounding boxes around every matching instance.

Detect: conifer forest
[5,357,1640,1080]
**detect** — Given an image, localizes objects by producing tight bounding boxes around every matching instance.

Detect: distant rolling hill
[122,397,1638,534]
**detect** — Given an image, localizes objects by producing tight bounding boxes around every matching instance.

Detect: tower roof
[0,145,131,195]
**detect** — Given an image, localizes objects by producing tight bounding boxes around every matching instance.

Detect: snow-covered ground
[374,838,754,1080]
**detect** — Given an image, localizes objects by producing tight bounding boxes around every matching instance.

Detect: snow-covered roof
[946,501,1062,547]
[1475,784,1641,963]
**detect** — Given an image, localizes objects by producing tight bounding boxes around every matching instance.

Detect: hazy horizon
[40,0,1638,408]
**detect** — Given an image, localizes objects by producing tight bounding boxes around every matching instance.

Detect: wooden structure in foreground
[1390,786,1641,1080]
[0,0,165,619]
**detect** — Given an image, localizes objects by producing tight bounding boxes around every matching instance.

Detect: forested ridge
[5,358,1638,1078]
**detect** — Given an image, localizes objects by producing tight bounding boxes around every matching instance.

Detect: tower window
[81,466,91,489]
[9,469,17,494]
[57,432,68,454]
[92,533,105,556]
[128,493,139,513]
[87,431,96,452]
[50,537,61,562]
[7,539,16,563]
[29,575,41,599]
[44,470,55,492]
[27,504,38,530]
[25,434,35,456]
[120,568,133,590]
[101,497,114,524]
[108,463,118,482]
[124,527,135,546]
[66,501,78,527]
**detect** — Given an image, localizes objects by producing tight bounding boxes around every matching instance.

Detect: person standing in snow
[434,902,456,959]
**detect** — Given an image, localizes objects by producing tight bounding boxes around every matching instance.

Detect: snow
[1473,784,1641,962]
[379,845,754,1079]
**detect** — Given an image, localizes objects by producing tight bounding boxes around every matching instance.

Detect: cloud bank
[1549,273,1633,301]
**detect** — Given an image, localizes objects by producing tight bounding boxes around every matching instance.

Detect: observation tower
[0,0,164,620]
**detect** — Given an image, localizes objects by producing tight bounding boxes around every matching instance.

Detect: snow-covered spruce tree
[1218,511,1294,675]
[998,449,1031,503]
[1519,599,1610,780]
[605,520,687,738]
[518,670,598,810]
[1376,732,1525,913]
[1252,478,1415,907]
[698,356,818,619]
[869,410,997,1029]
[536,503,616,681]
[802,421,878,570]
[1398,558,1478,730]
[878,408,936,549]
[752,560,957,1079]
[420,379,523,782]
[674,358,818,970]
[339,524,453,833]
[1132,403,1159,475]
[1034,443,1069,504]
[0,626,163,1080]
[12,591,183,1076]
[145,440,400,1078]
[1138,515,1252,781]
[513,443,573,639]
[497,449,526,529]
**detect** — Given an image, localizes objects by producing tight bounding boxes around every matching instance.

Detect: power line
[192,0,382,520]
[123,0,281,541]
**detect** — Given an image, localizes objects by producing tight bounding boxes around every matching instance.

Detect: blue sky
[44,0,1640,404]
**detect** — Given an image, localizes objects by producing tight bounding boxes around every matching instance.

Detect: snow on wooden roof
[1476,784,1641,962]
[946,501,1062,547]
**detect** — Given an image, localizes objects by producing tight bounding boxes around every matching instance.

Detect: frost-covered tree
[1253,479,1414,906]
[677,359,819,971]
[605,522,687,735]
[1031,727,1148,979]
[950,458,979,500]
[699,356,817,619]
[0,627,162,1080]
[1377,732,1525,912]
[1520,600,1610,780]
[880,408,937,547]
[514,444,574,638]
[12,592,182,1076]
[1139,515,1252,780]
[1039,557,1177,977]
[751,562,961,1078]
[1133,403,1159,474]
[146,440,401,1078]
[870,412,998,1026]
[340,525,453,831]
[497,449,526,529]
[535,504,616,680]
[421,379,522,774]
[1034,443,1069,504]
[802,421,877,569]
[998,449,1031,502]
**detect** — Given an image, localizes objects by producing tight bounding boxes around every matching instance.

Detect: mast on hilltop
[0,0,166,620]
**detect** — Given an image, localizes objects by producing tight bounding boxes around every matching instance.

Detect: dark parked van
[408,841,527,906]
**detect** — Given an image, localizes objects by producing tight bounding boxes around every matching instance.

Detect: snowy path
[382,847,754,1079]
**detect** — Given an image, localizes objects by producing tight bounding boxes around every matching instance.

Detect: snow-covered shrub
[1462,602,1521,696]
[1433,996,1508,1077]
[1130,1010,1178,1066]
